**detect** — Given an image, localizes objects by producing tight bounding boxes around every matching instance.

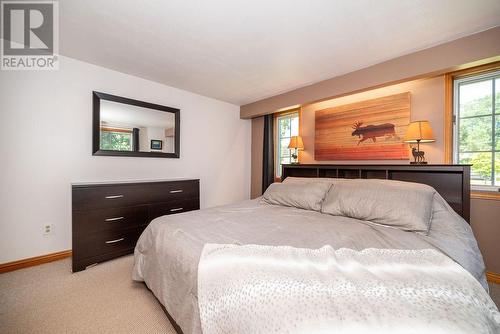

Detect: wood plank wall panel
[315,93,410,160]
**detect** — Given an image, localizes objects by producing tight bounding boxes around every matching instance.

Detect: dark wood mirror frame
[92,91,180,158]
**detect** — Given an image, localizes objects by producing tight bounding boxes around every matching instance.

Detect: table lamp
[288,136,304,164]
[403,120,435,164]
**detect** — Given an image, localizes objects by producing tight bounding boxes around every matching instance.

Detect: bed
[132,164,497,334]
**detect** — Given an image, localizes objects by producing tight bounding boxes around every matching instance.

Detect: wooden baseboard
[0,250,72,274]
[487,271,500,284]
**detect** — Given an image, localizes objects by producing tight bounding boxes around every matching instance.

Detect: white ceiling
[60,0,500,106]
[100,100,175,129]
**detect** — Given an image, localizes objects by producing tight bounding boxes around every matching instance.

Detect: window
[275,111,299,178]
[100,128,133,151]
[453,70,500,190]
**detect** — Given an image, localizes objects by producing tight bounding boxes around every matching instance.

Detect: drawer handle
[105,216,124,222]
[105,238,124,244]
[170,207,183,212]
[105,195,124,199]
[169,190,183,194]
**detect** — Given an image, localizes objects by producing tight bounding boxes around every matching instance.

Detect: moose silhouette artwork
[351,121,397,145]
[314,92,410,160]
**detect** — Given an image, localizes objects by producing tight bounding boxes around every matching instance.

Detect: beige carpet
[0,255,176,334]
[1,255,499,334]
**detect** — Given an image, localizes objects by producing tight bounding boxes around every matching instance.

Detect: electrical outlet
[43,223,53,236]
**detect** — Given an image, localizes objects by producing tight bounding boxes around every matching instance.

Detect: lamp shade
[288,136,304,150]
[403,121,435,143]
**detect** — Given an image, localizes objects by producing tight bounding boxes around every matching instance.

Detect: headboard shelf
[282,164,471,222]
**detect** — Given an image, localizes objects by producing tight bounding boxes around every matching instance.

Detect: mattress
[132,196,486,334]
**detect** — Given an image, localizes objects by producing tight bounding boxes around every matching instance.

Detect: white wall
[0,56,251,264]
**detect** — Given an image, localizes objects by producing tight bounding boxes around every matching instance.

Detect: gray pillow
[321,179,435,232]
[261,182,332,212]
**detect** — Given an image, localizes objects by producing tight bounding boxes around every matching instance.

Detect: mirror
[92,91,180,158]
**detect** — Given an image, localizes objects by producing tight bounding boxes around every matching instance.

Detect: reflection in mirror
[93,92,180,158]
[100,100,176,153]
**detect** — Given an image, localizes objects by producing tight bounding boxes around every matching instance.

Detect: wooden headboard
[282,164,471,222]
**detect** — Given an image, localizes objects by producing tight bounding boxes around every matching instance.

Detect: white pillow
[321,179,435,232]
[261,182,332,212]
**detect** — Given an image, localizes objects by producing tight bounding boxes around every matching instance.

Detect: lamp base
[410,142,428,164]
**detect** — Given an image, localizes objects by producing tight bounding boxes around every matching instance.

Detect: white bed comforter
[133,196,489,333]
[198,244,500,334]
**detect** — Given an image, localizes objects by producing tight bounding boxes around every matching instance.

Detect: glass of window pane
[290,116,299,137]
[496,115,500,151]
[279,118,291,137]
[496,78,500,114]
[459,152,492,186]
[100,131,132,151]
[280,149,290,160]
[496,154,500,187]
[458,116,492,152]
[459,80,492,118]
[280,156,291,165]
[280,138,291,155]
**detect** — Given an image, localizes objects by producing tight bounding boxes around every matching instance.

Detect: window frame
[453,72,499,188]
[274,109,300,180]
[447,63,500,197]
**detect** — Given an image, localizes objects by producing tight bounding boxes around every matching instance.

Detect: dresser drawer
[71,179,200,272]
[72,184,148,211]
[73,205,148,234]
[72,226,144,261]
[147,180,199,203]
[149,198,200,220]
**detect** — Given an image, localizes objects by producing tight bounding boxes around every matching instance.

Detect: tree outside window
[100,129,133,151]
[454,72,500,189]
[275,112,299,178]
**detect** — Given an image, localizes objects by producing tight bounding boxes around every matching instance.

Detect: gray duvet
[132,195,486,334]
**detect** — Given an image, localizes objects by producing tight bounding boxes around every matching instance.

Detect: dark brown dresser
[72,179,200,272]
